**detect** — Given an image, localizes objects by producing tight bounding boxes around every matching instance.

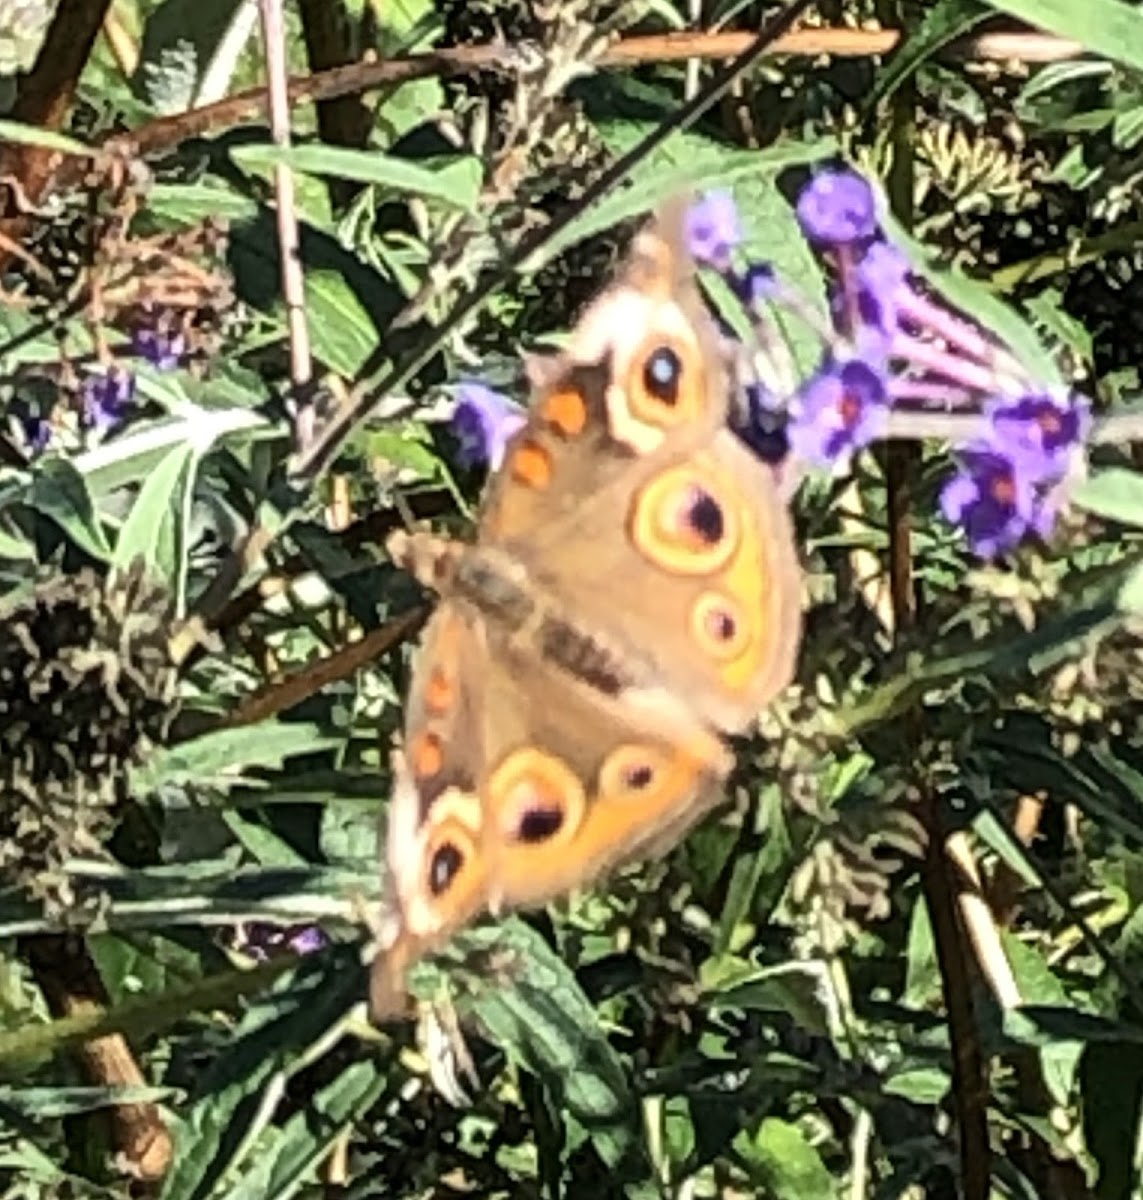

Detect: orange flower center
[990,474,1016,505]
[839,389,862,427]
[1036,409,1061,436]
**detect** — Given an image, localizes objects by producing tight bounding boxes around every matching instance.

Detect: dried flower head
[0,566,182,920]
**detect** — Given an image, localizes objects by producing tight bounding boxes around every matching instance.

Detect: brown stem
[917,797,991,1200]
[217,605,428,729]
[0,0,114,242]
[14,26,1084,210]
[874,8,989,1186]
[19,934,173,1183]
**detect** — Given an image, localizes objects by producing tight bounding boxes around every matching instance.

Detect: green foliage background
[2,0,1143,1197]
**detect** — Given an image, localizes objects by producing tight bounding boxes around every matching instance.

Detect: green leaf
[148,181,260,225]
[0,958,300,1074]
[710,963,834,1038]
[0,1084,177,1118]
[221,1061,386,1200]
[1118,561,1143,615]
[303,269,384,377]
[1002,938,1079,1105]
[25,457,112,561]
[871,0,992,106]
[159,947,365,1200]
[75,409,270,500]
[231,143,480,209]
[457,920,639,1170]
[132,723,341,793]
[903,896,940,1008]
[735,1117,833,1200]
[0,119,91,155]
[1002,1005,1143,1049]
[882,1067,951,1103]
[363,423,445,479]
[1070,467,1143,528]
[984,0,1143,75]
[112,441,199,607]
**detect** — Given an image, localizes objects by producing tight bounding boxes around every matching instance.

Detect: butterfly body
[372,204,802,1019]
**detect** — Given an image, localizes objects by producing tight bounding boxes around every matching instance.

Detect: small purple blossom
[735,262,780,309]
[939,446,1055,560]
[236,922,328,961]
[985,391,1091,481]
[787,357,889,470]
[452,382,525,470]
[132,325,186,371]
[82,367,136,432]
[285,926,328,955]
[852,242,910,344]
[796,169,879,247]
[684,191,741,270]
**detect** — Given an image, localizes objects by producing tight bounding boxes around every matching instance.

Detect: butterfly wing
[475,207,802,733]
[371,596,731,1020]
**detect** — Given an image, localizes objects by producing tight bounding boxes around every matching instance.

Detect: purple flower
[684,191,741,270]
[787,356,889,470]
[286,926,328,955]
[796,169,878,247]
[235,922,327,961]
[985,391,1091,481]
[82,368,136,432]
[940,446,1054,559]
[735,262,779,309]
[853,242,910,342]
[132,325,185,371]
[452,382,525,470]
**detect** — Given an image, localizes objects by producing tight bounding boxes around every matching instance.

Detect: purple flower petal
[796,169,879,247]
[787,356,889,470]
[736,262,779,308]
[452,382,525,470]
[985,391,1091,482]
[684,191,741,270]
[940,446,1040,559]
[82,368,136,432]
[853,242,909,340]
[19,413,51,455]
[286,926,328,955]
[132,326,185,371]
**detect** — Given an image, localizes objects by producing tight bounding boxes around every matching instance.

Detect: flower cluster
[443,170,1096,561]
[13,317,187,458]
[680,174,1093,559]
[941,392,1091,559]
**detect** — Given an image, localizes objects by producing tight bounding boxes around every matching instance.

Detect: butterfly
[371,200,802,1019]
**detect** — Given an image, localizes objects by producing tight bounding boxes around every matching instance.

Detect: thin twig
[873,12,990,1188]
[945,831,1022,1009]
[16,26,1085,208]
[259,0,312,395]
[116,28,1086,163]
[218,607,428,730]
[20,934,173,1182]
